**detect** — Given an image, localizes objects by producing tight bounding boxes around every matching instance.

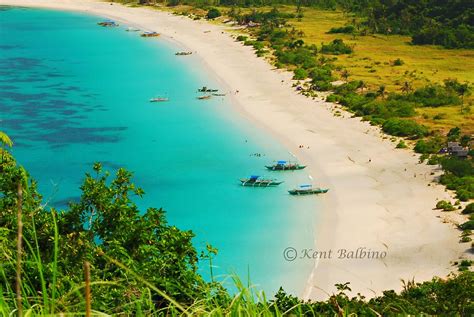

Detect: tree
[447,127,461,141]
[0,131,13,164]
[377,85,386,99]
[445,79,471,106]
[401,81,413,94]
[206,8,221,20]
[341,69,350,81]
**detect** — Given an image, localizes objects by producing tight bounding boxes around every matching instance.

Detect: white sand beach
[1,0,470,299]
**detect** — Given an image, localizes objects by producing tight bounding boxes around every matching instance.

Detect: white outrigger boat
[149,97,169,102]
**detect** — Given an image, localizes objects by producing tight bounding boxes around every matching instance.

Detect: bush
[436,200,455,211]
[391,84,461,107]
[236,35,247,42]
[460,220,474,230]
[414,137,443,154]
[328,25,355,34]
[439,174,474,201]
[326,94,339,103]
[321,39,353,55]
[457,189,473,202]
[382,118,428,138]
[252,41,265,50]
[293,68,309,80]
[393,58,405,66]
[462,203,474,214]
[396,140,407,148]
[206,8,221,20]
[440,157,474,178]
[427,155,440,165]
[312,80,332,91]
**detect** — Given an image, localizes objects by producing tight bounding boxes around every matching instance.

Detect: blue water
[0,6,318,295]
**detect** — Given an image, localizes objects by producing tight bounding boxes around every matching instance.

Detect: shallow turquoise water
[0,6,318,295]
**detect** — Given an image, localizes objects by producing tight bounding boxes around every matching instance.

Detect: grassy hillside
[291,9,474,88]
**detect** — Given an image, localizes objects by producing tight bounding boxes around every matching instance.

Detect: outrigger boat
[126,27,140,32]
[266,160,306,171]
[98,20,119,27]
[175,51,193,56]
[141,31,160,37]
[240,175,283,187]
[198,86,218,93]
[288,184,328,195]
[150,97,169,102]
[197,95,212,100]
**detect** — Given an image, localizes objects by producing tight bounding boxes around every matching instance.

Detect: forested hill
[152,0,474,49]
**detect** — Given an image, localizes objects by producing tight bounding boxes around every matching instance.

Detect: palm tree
[377,85,386,99]
[0,131,13,164]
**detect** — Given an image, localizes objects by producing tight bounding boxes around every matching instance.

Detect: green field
[290,8,474,89]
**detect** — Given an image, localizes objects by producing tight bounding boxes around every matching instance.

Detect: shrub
[436,200,455,211]
[312,80,332,91]
[460,219,474,230]
[328,25,355,34]
[321,39,353,55]
[462,203,474,214]
[236,35,247,42]
[427,155,441,165]
[393,58,404,66]
[309,67,333,82]
[293,68,308,80]
[252,41,265,50]
[414,137,443,154]
[440,157,474,178]
[206,8,221,20]
[396,140,407,148]
[457,189,473,202]
[382,118,428,138]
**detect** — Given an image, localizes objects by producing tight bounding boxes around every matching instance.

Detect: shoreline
[0,0,469,299]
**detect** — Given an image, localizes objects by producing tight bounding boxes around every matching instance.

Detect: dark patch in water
[0,85,18,90]
[56,85,81,92]
[45,72,68,78]
[0,44,22,50]
[0,91,50,102]
[27,126,127,147]
[37,83,63,89]
[0,57,42,70]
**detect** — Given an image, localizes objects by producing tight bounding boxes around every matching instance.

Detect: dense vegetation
[1,135,473,315]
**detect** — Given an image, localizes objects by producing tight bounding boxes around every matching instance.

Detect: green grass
[288,8,474,90]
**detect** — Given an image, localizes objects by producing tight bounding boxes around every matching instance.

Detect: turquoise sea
[0,6,318,295]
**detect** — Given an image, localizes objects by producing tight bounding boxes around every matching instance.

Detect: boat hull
[240,179,283,187]
[265,165,306,171]
[288,188,329,195]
